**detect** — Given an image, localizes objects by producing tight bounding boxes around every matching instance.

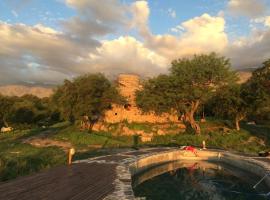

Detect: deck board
[0,163,116,200]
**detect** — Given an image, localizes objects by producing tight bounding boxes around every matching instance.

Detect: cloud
[265,16,270,27]
[250,16,270,28]
[65,0,126,23]
[63,0,128,45]
[0,21,88,85]
[168,8,176,18]
[225,28,270,69]
[86,36,168,77]
[132,5,228,61]
[170,25,184,33]
[227,0,267,17]
[130,0,151,38]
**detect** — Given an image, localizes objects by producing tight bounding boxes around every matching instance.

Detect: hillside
[237,71,252,83]
[0,85,54,98]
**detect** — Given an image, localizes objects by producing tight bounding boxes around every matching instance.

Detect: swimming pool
[132,161,270,200]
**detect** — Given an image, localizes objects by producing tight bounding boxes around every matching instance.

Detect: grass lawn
[0,129,66,181]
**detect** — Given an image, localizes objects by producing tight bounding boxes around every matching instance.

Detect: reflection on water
[132,161,270,200]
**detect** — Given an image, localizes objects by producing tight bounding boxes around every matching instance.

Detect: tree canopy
[52,73,125,128]
[242,60,270,122]
[210,84,248,130]
[136,53,237,134]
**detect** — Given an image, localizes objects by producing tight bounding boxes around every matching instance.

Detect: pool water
[132,161,270,200]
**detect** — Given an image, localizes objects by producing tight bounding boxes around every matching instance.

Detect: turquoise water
[132,161,270,200]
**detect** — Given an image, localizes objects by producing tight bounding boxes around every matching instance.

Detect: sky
[0,0,270,86]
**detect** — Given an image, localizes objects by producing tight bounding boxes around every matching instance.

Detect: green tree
[136,53,237,134]
[0,95,14,127]
[210,85,248,131]
[242,60,270,122]
[53,73,125,129]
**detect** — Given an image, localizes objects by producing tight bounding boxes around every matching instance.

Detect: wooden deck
[0,163,117,200]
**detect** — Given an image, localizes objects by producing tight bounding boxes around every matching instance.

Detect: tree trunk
[3,116,8,127]
[235,114,245,131]
[184,100,201,134]
[235,118,240,131]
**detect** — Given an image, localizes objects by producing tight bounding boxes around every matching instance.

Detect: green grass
[125,122,153,133]
[149,130,265,154]
[0,129,66,181]
[52,124,133,149]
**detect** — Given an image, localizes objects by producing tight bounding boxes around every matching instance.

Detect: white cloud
[130,0,151,38]
[170,25,184,33]
[250,16,270,28]
[141,13,228,61]
[228,0,266,17]
[168,8,176,18]
[86,36,168,76]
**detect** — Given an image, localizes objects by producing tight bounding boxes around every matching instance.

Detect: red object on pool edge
[183,146,197,153]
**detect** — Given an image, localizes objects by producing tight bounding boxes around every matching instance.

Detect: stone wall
[103,74,180,123]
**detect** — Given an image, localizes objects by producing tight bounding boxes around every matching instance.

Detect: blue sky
[0,0,270,85]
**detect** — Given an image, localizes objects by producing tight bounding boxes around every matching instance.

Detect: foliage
[209,84,248,130]
[242,60,270,122]
[52,73,125,126]
[0,94,53,127]
[0,129,65,181]
[136,53,237,134]
[0,95,14,127]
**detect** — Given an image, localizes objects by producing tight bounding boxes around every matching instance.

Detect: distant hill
[237,71,252,83]
[0,85,54,98]
[0,69,254,98]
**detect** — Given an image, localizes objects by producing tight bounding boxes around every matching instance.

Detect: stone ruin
[103,74,179,123]
[92,74,185,142]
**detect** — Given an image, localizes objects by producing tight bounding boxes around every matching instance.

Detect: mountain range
[0,71,253,98]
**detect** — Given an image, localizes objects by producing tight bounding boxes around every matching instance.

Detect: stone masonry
[104,74,179,123]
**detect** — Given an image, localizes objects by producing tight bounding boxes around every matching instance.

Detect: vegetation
[52,73,125,129]
[209,85,248,130]
[136,53,237,134]
[0,128,66,181]
[242,60,270,123]
[0,94,56,128]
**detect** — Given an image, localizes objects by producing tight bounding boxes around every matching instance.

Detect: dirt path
[23,129,72,151]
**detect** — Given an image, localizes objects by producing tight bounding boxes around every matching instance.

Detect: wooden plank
[0,163,116,200]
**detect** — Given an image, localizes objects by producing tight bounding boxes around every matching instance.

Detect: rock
[122,126,134,136]
[141,135,152,142]
[157,129,165,135]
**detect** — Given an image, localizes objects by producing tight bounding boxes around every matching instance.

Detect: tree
[136,53,237,134]
[0,95,14,127]
[242,60,270,122]
[210,85,248,131]
[53,73,125,130]
[52,79,78,123]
